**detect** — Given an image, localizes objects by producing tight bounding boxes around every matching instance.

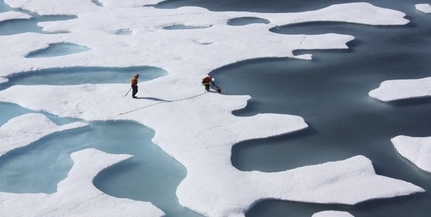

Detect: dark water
[196,0,431,216]
[1,0,430,216]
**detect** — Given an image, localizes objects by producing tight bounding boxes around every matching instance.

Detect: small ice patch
[312,210,354,217]
[369,77,431,102]
[391,135,431,173]
[415,4,431,13]
[0,11,31,22]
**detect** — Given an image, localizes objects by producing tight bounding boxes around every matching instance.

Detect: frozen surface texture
[391,135,431,173]
[312,210,354,217]
[0,11,31,22]
[369,77,431,102]
[0,148,165,216]
[0,1,426,217]
[416,4,431,13]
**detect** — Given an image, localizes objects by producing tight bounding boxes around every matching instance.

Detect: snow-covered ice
[391,135,431,173]
[0,1,427,216]
[0,11,30,22]
[312,210,354,217]
[369,77,431,102]
[416,4,431,13]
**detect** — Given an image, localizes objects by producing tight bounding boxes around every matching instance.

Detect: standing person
[201,75,220,93]
[130,74,139,98]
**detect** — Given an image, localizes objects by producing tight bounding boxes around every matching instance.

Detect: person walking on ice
[201,75,221,93]
[130,74,139,98]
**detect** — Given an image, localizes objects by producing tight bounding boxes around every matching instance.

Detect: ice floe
[391,135,431,173]
[0,1,426,217]
[368,77,431,102]
[0,11,31,22]
[312,210,354,217]
[415,4,431,13]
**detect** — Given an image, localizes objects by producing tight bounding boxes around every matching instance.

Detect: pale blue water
[0,66,167,91]
[1,0,431,217]
[25,42,91,58]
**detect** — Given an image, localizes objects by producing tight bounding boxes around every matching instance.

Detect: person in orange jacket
[130,74,139,98]
[202,75,221,93]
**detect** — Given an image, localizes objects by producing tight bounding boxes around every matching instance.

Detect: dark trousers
[132,85,138,97]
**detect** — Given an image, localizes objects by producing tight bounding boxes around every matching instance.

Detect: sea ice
[391,135,431,173]
[0,1,425,217]
[368,77,431,102]
[0,83,425,217]
[415,4,431,13]
[0,11,31,22]
[367,3,431,183]
[312,210,354,217]
[0,148,165,216]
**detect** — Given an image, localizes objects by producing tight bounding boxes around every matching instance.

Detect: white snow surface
[369,77,431,102]
[391,135,431,173]
[0,1,426,217]
[312,211,354,217]
[0,11,31,22]
[415,4,431,13]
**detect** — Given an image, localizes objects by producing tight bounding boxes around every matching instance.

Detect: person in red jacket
[201,75,221,93]
[130,74,139,98]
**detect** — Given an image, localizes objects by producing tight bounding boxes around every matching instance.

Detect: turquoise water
[0,66,167,91]
[1,0,431,217]
[25,42,91,58]
[0,120,201,217]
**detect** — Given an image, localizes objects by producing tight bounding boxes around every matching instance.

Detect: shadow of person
[137,97,171,102]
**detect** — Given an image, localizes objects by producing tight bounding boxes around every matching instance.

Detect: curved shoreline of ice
[0,113,88,157]
[312,211,354,217]
[0,114,164,216]
[391,135,431,173]
[0,1,424,217]
[0,83,425,216]
[0,148,165,216]
[0,11,31,22]
[367,2,431,184]
[0,2,408,79]
[368,77,431,102]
